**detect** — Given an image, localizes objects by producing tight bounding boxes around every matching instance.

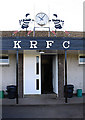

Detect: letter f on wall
[46,41,54,48]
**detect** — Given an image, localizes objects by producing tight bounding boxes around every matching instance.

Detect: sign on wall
[1,37,84,50]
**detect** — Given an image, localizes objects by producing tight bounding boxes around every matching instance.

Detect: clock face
[35,12,49,26]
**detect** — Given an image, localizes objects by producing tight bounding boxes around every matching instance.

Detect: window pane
[80,56,85,62]
[0,56,9,64]
[36,79,39,90]
[36,56,39,74]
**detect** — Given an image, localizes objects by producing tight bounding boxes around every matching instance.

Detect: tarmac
[0,94,84,105]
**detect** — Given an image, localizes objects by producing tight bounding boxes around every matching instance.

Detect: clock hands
[38,16,43,21]
[38,14,46,21]
[41,14,46,19]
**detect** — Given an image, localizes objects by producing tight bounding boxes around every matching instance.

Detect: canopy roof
[0,36,85,50]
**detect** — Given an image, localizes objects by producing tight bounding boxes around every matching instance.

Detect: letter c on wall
[63,41,70,49]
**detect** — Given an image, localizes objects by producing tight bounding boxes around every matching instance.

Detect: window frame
[0,55,9,65]
[79,54,85,64]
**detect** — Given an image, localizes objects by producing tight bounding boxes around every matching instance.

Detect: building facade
[0,31,85,98]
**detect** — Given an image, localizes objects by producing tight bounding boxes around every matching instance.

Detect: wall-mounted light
[39,50,45,54]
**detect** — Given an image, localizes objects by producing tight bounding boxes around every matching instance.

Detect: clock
[35,12,49,26]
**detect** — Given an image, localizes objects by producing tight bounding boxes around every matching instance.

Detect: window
[0,55,9,65]
[36,79,39,90]
[79,55,85,64]
[36,56,39,74]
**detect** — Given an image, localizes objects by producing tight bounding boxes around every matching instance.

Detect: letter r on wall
[30,41,37,48]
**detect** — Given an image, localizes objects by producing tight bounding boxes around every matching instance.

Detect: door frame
[41,54,58,95]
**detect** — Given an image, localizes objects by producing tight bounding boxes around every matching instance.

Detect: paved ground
[1,94,84,105]
[1,94,85,119]
[2,104,84,118]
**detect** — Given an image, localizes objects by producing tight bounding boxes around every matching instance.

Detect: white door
[52,55,58,94]
[24,51,41,95]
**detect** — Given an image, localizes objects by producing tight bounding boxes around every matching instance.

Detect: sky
[0,0,84,31]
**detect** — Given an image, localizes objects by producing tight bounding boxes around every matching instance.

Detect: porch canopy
[0,37,85,50]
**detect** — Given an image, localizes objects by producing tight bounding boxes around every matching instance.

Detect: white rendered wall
[65,54,84,93]
[52,55,58,95]
[0,54,16,91]
[24,51,41,95]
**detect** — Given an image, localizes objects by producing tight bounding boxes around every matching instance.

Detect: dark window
[0,56,9,64]
[36,79,39,90]
[36,56,39,74]
[80,56,85,62]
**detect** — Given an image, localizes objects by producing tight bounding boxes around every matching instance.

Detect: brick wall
[18,54,23,98]
[1,31,84,37]
[58,54,64,98]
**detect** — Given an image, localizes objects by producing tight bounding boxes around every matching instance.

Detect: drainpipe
[65,50,67,103]
[16,50,19,104]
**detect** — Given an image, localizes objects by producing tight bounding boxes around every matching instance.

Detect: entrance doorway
[41,55,53,94]
[24,51,58,95]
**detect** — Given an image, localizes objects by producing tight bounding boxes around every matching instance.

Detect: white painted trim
[39,54,41,94]
[23,52,25,96]
[52,55,58,95]
[56,55,58,95]
[23,53,24,98]
[0,63,9,65]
